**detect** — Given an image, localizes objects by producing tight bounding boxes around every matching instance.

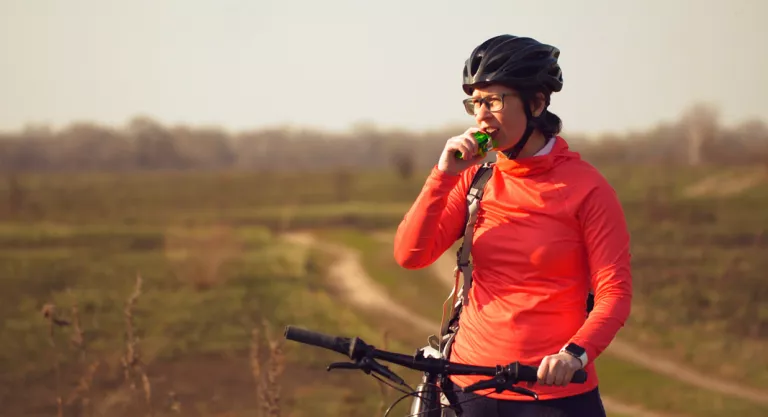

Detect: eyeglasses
[462,93,516,116]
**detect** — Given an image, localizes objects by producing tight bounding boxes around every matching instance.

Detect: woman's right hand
[437,127,488,175]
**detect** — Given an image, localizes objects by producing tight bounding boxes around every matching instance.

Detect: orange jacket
[394,136,632,400]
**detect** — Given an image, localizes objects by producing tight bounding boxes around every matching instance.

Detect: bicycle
[283,325,588,417]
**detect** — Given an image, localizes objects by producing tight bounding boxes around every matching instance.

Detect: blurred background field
[1,121,767,415]
[3,1,768,416]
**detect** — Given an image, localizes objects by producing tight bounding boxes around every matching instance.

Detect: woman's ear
[531,92,547,117]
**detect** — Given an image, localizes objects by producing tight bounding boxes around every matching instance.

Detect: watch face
[567,343,585,356]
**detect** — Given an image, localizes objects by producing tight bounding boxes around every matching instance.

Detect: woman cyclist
[393,34,632,417]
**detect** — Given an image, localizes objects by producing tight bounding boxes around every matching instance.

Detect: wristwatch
[560,343,588,367]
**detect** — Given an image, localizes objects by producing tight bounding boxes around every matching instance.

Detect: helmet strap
[502,96,538,160]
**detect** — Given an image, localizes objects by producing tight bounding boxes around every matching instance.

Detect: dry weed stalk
[251,320,285,417]
[121,274,154,416]
[41,303,68,417]
[67,301,102,417]
[122,275,141,388]
[70,304,85,361]
[141,373,152,411]
[66,360,100,415]
[43,300,98,416]
[265,334,285,417]
[251,325,269,416]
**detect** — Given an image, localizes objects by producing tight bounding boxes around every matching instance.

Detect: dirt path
[683,167,768,198]
[282,232,439,336]
[282,232,669,417]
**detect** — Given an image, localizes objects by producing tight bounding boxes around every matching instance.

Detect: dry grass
[251,320,286,417]
[120,275,153,417]
[41,303,68,417]
[163,224,243,290]
[35,269,296,417]
[41,301,100,417]
[39,275,156,417]
[70,304,85,361]
[65,302,99,416]
[66,360,100,414]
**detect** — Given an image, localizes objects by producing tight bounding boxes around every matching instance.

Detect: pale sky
[1,0,766,136]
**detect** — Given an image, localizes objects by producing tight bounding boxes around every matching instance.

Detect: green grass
[0,170,427,226]
[2,165,768,414]
[0,225,426,417]
[593,355,767,416]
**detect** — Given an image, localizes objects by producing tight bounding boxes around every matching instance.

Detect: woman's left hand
[531,352,584,387]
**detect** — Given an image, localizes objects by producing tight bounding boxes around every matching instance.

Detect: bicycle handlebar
[285,326,352,356]
[284,325,587,393]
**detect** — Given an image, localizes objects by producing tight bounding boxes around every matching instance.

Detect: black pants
[453,387,607,417]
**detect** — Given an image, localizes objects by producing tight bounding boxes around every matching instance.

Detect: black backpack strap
[439,163,495,338]
[438,163,494,415]
[454,162,494,305]
[458,162,495,240]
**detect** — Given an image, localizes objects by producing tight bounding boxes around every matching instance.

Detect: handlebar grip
[514,364,538,382]
[515,365,588,383]
[284,326,351,356]
[572,369,587,383]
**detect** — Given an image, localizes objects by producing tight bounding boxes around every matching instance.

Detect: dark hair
[518,89,562,138]
[535,109,562,137]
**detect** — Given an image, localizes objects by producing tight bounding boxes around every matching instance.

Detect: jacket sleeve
[568,179,633,363]
[393,165,476,269]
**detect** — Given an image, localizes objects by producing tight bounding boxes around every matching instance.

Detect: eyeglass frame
[462,92,519,116]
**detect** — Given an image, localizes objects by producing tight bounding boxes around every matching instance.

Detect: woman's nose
[474,102,493,122]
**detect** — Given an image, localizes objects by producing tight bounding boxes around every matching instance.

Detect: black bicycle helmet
[462,34,563,95]
[462,35,563,159]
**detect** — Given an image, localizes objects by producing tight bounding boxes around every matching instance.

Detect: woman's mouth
[484,127,499,139]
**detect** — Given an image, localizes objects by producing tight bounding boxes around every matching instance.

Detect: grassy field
[0,223,429,416]
[1,164,767,415]
[603,165,768,389]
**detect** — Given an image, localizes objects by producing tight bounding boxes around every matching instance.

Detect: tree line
[1,104,766,173]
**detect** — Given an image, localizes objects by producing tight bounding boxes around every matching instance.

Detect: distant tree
[173,127,235,169]
[390,149,415,180]
[680,102,720,165]
[128,116,187,169]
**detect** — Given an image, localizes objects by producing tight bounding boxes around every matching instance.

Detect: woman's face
[464,84,544,153]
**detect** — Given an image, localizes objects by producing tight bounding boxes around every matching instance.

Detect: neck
[498,130,548,160]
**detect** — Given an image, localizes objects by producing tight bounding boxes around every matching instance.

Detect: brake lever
[508,385,538,400]
[327,361,360,371]
[327,358,407,386]
[364,357,407,386]
[462,376,504,393]
[462,375,539,400]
